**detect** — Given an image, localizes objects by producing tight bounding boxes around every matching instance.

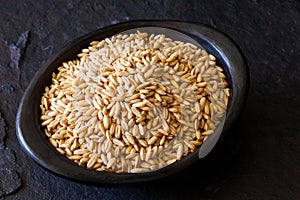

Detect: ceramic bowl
[16,20,248,185]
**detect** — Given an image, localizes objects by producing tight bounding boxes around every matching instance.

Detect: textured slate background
[0,0,299,199]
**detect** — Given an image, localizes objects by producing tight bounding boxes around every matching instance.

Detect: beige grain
[40,30,230,173]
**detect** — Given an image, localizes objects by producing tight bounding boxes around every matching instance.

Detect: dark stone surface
[0,112,7,148]
[0,0,299,199]
[0,170,21,197]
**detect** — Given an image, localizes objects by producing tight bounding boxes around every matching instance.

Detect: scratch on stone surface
[43,45,54,55]
[0,170,22,197]
[209,18,216,28]
[0,84,14,94]
[0,111,7,149]
[9,31,30,70]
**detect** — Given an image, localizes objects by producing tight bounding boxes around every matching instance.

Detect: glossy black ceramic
[16,20,248,185]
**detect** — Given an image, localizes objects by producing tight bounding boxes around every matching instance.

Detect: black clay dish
[16,20,248,185]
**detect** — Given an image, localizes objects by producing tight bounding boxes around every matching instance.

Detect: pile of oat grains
[40,31,230,173]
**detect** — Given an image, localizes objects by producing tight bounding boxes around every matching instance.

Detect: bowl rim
[16,19,249,185]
